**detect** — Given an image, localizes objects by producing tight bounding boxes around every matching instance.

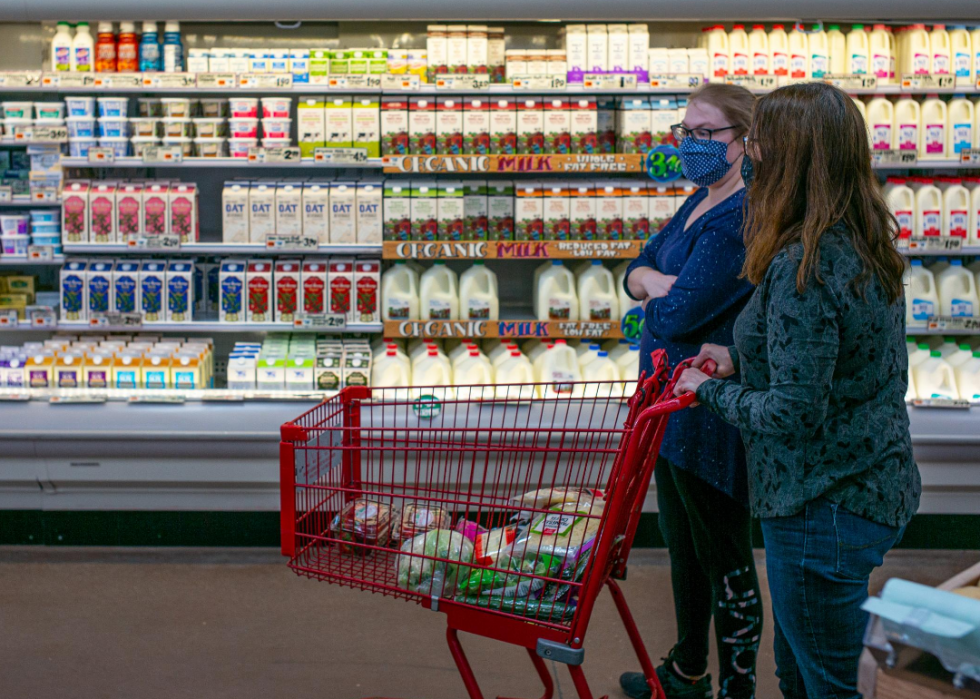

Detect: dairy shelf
[900,246,980,256]
[907,326,978,335]
[0,387,334,403]
[0,321,383,333]
[60,157,385,169]
[0,256,64,266]
[0,199,60,207]
[62,243,382,256]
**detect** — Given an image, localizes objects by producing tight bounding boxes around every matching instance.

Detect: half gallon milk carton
[142,183,170,238]
[219,259,247,323]
[329,182,357,244]
[354,259,381,323]
[487,180,514,241]
[464,181,488,240]
[87,260,114,317]
[353,97,381,157]
[166,260,194,323]
[249,181,277,242]
[274,260,301,324]
[276,183,303,238]
[381,97,410,155]
[246,259,274,323]
[301,260,327,315]
[411,180,438,241]
[383,181,411,241]
[302,181,330,244]
[116,183,143,241]
[222,181,250,244]
[328,257,354,321]
[355,182,383,244]
[326,96,353,147]
[622,182,650,240]
[139,260,167,323]
[170,183,198,243]
[112,260,140,314]
[88,182,117,243]
[62,181,90,243]
[297,97,326,157]
[515,182,544,241]
[437,180,465,241]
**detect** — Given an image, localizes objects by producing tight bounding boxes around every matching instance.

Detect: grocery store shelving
[1,321,382,333]
[0,199,60,207]
[60,156,385,169]
[63,243,381,256]
[908,326,978,335]
[875,159,980,171]
[900,246,980,256]
[0,256,64,266]
[0,139,66,147]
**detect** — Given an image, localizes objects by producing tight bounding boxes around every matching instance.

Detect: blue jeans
[761,498,904,699]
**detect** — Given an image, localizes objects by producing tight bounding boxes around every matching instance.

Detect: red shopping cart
[280,350,710,699]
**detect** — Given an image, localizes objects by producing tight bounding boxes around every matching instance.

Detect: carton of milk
[169,183,199,243]
[219,259,247,323]
[381,97,410,156]
[617,98,652,153]
[88,183,117,243]
[383,181,411,241]
[329,182,357,244]
[515,183,544,241]
[246,259,274,323]
[222,181,250,244]
[139,260,167,324]
[352,97,381,157]
[276,183,303,238]
[354,259,381,323]
[328,257,354,321]
[411,180,438,241]
[569,98,598,154]
[595,183,623,240]
[463,97,490,155]
[650,97,678,145]
[274,260,301,324]
[621,182,650,241]
[301,260,328,315]
[249,181,277,242]
[543,183,571,240]
[166,260,194,323]
[116,183,143,241]
[297,98,326,157]
[648,185,675,233]
[586,24,608,73]
[463,181,488,240]
[142,183,170,238]
[608,24,630,72]
[409,97,437,154]
[87,260,114,317]
[564,25,588,82]
[437,180,465,241]
[436,97,464,154]
[487,180,514,241]
[325,96,353,148]
[112,261,140,314]
[490,98,517,154]
[62,181,89,243]
[516,98,544,154]
[544,98,571,154]
[302,181,330,244]
[355,182,383,244]
[309,49,330,84]
[570,183,597,239]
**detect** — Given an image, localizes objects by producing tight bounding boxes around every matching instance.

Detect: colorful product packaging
[87,260,113,317]
[88,183,117,244]
[329,182,357,244]
[353,97,381,158]
[142,183,170,238]
[169,183,198,243]
[112,261,140,314]
[651,97,677,145]
[62,181,89,243]
[139,260,167,323]
[219,259,247,322]
[275,183,303,238]
[543,183,571,240]
[463,181,488,240]
[222,181,250,244]
[297,97,326,157]
[274,260,301,324]
[59,259,87,321]
[355,182,383,244]
[516,98,545,154]
[570,183,597,239]
[490,98,517,154]
[544,97,571,154]
[383,181,411,241]
[487,180,514,240]
[437,180,465,241]
[249,181,276,243]
[618,98,652,154]
[246,259,274,323]
[301,260,327,315]
[595,183,623,239]
[515,182,544,240]
[648,185,675,233]
[409,97,437,155]
[597,99,617,154]
[410,180,438,241]
[116,183,143,241]
[462,97,490,155]
[569,98,598,154]
[436,97,464,154]
[621,182,650,240]
[302,181,330,244]
[328,257,354,321]
[353,259,381,323]
[381,97,410,156]
[326,96,353,148]
[166,260,194,323]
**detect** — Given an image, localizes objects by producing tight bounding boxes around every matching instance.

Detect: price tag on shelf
[265,234,319,251]
[247,146,302,163]
[0,390,30,401]
[912,397,971,409]
[239,73,294,89]
[200,391,246,402]
[142,73,196,89]
[908,236,962,252]
[328,74,382,89]
[872,149,917,166]
[87,147,116,164]
[293,313,346,329]
[822,74,878,90]
[31,187,59,202]
[49,394,108,405]
[129,394,186,404]
[927,316,980,332]
[0,187,12,203]
[901,73,955,90]
[90,311,143,328]
[195,73,237,89]
[27,306,57,328]
[381,74,421,91]
[960,148,980,166]
[0,72,41,88]
[44,73,95,88]
[32,125,68,142]
[725,74,777,89]
[0,309,20,327]
[11,125,33,141]
[132,235,180,250]
[27,245,55,261]
[511,74,567,90]
[649,73,704,89]
[314,147,369,164]
[435,74,490,91]
[142,145,184,164]
[92,73,141,89]
[583,73,639,90]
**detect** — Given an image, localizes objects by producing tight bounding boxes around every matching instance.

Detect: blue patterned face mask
[678,136,733,187]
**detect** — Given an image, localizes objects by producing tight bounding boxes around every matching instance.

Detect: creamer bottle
[788,24,809,80]
[906,259,939,325]
[870,24,891,81]
[582,351,620,398]
[728,24,749,76]
[538,340,583,399]
[809,24,829,78]
[769,24,789,77]
[458,261,499,320]
[495,351,535,400]
[372,348,412,387]
[420,261,459,320]
[866,96,894,150]
[706,25,729,79]
[453,350,494,386]
[51,21,73,72]
[577,260,619,322]
[827,24,847,74]
[947,95,975,155]
[906,24,931,74]
[955,350,980,401]
[950,25,973,86]
[937,259,978,317]
[381,261,420,321]
[931,24,951,74]
[921,95,947,157]
[883,177,915,244]
[846,24,870,75]
[913,350,960,399]
[71,21,94,72]
[943,180,971,240]
[536,261,579,321]
[915,180,943,237]
[749,24,769,74]
[894,97,920,150]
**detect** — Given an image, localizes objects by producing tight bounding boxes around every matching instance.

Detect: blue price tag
[646,144,683,183]
[621,306,645,345]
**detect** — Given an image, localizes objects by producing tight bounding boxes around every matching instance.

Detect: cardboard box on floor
[859,560,980,698]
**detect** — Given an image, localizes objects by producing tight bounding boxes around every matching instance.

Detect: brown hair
[742,83,905,303]
[687,83,756,137]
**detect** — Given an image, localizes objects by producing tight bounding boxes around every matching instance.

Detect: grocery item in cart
[330,498,396,556]
[396,529,474,596]
[393,503,452,542]
[509,497,603,565]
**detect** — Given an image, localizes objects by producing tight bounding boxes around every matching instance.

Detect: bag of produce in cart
[458,547,561,598]
[509,499,602,565]
[329,498,397,556]
[396,529,474,597]
[392,503,452,542]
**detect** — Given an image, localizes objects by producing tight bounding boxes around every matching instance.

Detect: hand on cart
[671,349,722,404]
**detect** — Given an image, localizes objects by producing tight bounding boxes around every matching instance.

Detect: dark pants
[761,498,904,699]
[655,457,762,699]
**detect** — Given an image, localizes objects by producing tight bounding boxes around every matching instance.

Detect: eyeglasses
[671,123,739,143]
[742,135,759,159]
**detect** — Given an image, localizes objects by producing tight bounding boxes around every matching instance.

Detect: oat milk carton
[355,182,383,244]
[219,259,247,323]
[222,181,250,244]
[246,259,274,323]
[302,181,330,244]
[329,182,357,244]
[249,181,277,242]
[276,183,303,238]
[166,260,194,323]
[88,183,116,244]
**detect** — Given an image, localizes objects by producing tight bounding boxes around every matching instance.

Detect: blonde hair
[687,83,756,136]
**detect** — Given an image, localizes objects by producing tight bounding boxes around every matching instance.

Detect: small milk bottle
[947,95,975,155]
[937,259,979,317]
[950,25,973,86]
[577,260,619,322]
[870,24,891,81]
[915,180,943,237]
[827,24,847,74]
[955,350,980,401]
[920,95,947,158]
[381,261,420,321]
[749,24,769,75]
[894,97,920,150]
[51,21,73,72]
[458,261,499,320]
[930,24,951,75]
[789,24,809,80]
[906,24,931,74]
[846,24,870,75]
[769,24,789,77]
[536,260,579,321]
[728,24,749,76]
[866,96,894,150]
[495,351,535,400]
[906,259,939,325]
[419,261,459,320]
[71,22,94,72]
[706,25,729,79]
[883,177,915,243]
[809,24,829,78]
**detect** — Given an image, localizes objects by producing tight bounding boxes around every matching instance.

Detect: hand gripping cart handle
[279,351,714,699]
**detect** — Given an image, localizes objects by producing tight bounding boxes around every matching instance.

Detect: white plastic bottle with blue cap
[577,260,619,322]
[536,260,579,321]
[577,343,603,370]
[582,350,620,398]
[904,259,938,327]
[937,258,979,317]
[914,350,960,400]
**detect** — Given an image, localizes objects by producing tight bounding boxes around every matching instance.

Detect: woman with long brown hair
[674,83,921,699]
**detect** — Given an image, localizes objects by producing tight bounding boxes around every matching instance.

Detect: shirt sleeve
[622,225,668,301]
[728,345,740,374]
[696,254,840,438]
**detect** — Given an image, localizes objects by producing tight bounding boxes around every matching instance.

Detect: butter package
[436,97,464,154]
[302,182,330,244]
[87,260,114,317]
[297,97,326,157]
[139,260,167,323]
[249,181,277,243]
[355,182,383,244]
[516,98,545,154]
[515,183,544,241]
[326,96,353,148]
[544,98,571,154]
[328,257,354,321]
[89,182,117,243]
[5,276,35,303]
[353,97,381,157]
[60,258,88,322]
[113,261,140,314]
[246,259,274,323]
[463,181,488,240]
[570,183,597,239]
[142,183,170,238]
[276,183,303,238]
[438,181,465,241]
[116,183,143,241]
[383,181,411,241]
[622,182,650,241]
[166,261,194,323]
[381,97,410,156]
[170,183,199,243]
[274,260,301,324]
[222,181,250,244]
[329,182,357,244]
[570,98,598,154]
[353,259,381,323]
[543,183,571,240]
[462,97,490,155]
[219,259,247,323]
[409,97,437,154]
[410,180,438,241]
[595,183,623,240]
[62,181,89,243]
[487,180,514,241]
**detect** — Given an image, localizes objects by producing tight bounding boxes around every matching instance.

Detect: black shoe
[619,662,713,699]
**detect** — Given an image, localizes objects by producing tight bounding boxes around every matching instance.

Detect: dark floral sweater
[696,229,921,528]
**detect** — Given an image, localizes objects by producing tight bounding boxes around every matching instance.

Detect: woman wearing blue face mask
[619,83,759,699]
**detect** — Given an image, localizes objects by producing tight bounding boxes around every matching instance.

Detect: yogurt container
[129,118,161,138]
[261,118,291,138]
[66,117,97,139]
[99,137,130,157]
[68,138,98,157]
[162,137,194,157]
[65,96,96,117]
[228,118,259,138]
[30,223,60,235]
[161,118,194,138]
[97,97,129,118]
[31,233,61,247]
[137,98,164,118]
[1,234,29,257]
[261,97,292,118]
[0,214,29,235]
[2,102,33,119]
[3,118,33,134]
[160,98,192,118]
[192,118,227,138]
[34,102,66,120]
[29,210,59,224]
[130,137,161,157]
[228,98,259,118]
[98,117,129,138]
[193,137,227,158]
[261,137,292,148]
[198,98,229,118]
[228,137,258,158]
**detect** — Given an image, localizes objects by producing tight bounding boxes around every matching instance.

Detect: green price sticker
[646,144,684,183]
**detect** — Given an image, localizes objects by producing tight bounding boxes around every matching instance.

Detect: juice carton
[60,258,88,321]
[383,181,411,241]
[544,98,571,154]
[436,97,464,154]
[595,183,623,239]
[302,181,330,244]
[570,183,597,239]
[543,183,571,240]
[354,259,381,323]
[381,97,410,156]
[112,354,141,389]
[411,180,438,241]
[487,180,515,240]
[353,97,381,157]
[27,354,54,389]
[355,182,383,244]
[490,98,517,154]
[463,97,490,154]
[349,49,369,75]
[139,260,167,323]
[447,25,469,74]
[113,261,140,314]
[326,96,353,147]
[62,181,89,243]
[328,257,355,321]
[55,354,84,388]
[515,183,544,240]
[84,354,111,390]
[344,351,371,388]
[246,259,274,323]
[88,182,116,243]
[517,98,545,153]
[309,49,330,84]
[649,185,674,232]
[437,180,466,241]
[116,183,143,241]
[329,182,357,244]
[166,261,194,323]
[597,99,617,154]
[169,183,198,244]
[651,97,678,145]
[274,260,301,324]
[249,181,277,243]
[222,181,250,244]
[143,356,172,389]
[315,352,343,390]
[329,50,350,74]
[570,98,598,154]
[622,182,650,240]
[142,183,170,238]
[409,97,437,154]
[87,260,114,317]
[617,98,652,153]
[219,259,247,323]
[276,183,303,238]
[301,260,328,315]
[368,49,388,75]
[297,97,326,157]
[464,181,488,240]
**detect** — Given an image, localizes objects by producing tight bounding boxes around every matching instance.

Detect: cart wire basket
[280,349,711,699]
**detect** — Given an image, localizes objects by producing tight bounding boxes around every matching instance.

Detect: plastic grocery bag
[509,499,602,565]
[396,529,474,597]
[458,548,561,598]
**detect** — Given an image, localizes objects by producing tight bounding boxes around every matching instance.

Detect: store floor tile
[0,547,976,699]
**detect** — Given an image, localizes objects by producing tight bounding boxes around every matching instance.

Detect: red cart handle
[661,357,718,410]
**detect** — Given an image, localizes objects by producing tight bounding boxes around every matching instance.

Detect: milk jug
[908,341,933,367]
[577,343,602,369]
[613,260,639,317]
[947,343,974,368]
[827,24,847,74]
[749,25,769,74]
[914,351,960,399]
[971,27,980,84]
[582,351,620,397]
[883,177,915,243]
[706,25,729,79]
[538,341,583,399]
[943,181,971,240]
[970,184,980,245]
[955,350,980,401]
[906,259,938,325]
[420,261,459,320]
[728,24,749,76]
[887,26,897,78]
[870,24,892,81]
[495,351,535,400]
[937,259,979,317]
[846,24,870,75]
[536,261,579,321]
[950,26,973,86]
[372,348,412,387]
[381,261,420,321]
[768,25,789,77]
[867,97,894,150]
[453,350,494,386]
[852,97,867,124]
[809,24,829,78]
[788,24,809,80]
[893,98,920,151]
[489,342,521,369]
[412,348,453,387]
[459,261,499,320]
[947,96,974,155]
[618,344,640,374]
[915,180,943,237]
[906,367,917,401]
[905,25,931,74]
[930,24,951,74]
[577,261,619,322]
[449,341,480,367]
